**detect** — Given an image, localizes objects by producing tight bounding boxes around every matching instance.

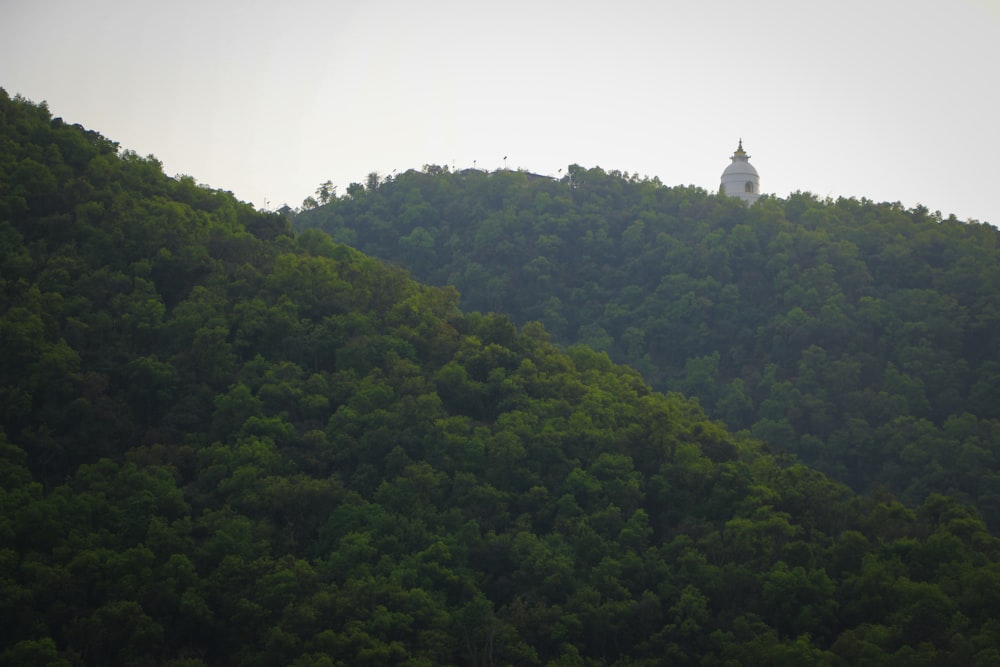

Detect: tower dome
[720,139,760,204]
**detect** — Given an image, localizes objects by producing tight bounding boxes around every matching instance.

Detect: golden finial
[733,139,748,158]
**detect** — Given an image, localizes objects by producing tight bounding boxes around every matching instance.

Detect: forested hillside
[5,90,1000,665]
[296,165,1000,526]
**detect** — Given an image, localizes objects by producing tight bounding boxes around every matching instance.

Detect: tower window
[745,181,754,193]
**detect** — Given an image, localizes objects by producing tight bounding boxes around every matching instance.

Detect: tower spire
[733,139,749,159]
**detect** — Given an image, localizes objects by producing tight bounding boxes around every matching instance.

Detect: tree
[316,181,336,205]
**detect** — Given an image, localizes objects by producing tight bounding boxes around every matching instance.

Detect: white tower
[720,139,760,204]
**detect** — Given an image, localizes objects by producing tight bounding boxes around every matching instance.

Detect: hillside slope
[296,165,1000,525]
[4,91,1000,665]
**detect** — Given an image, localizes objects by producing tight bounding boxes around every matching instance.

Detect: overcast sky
[3,0,999,225]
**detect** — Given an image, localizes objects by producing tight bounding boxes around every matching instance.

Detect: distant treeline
[297,164,1000,528]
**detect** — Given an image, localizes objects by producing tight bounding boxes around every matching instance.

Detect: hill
[295,165,1000,527]
[4,90,1000,665]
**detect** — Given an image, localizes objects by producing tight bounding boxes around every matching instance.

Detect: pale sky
[3,0,999,225]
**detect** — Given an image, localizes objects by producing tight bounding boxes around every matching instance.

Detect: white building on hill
[720,139,760,204]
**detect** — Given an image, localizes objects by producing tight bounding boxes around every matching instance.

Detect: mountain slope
[4,91,1000,665]
[296,165,1000,525]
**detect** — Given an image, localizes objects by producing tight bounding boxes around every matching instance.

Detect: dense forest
[4,89,1000,665]
[295,164,1000,529]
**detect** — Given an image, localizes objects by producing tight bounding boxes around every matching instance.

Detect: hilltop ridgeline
[297,164,1000,526]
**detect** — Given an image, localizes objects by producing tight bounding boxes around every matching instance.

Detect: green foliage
[295,162,1000,528]
[4,89,1000,664]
